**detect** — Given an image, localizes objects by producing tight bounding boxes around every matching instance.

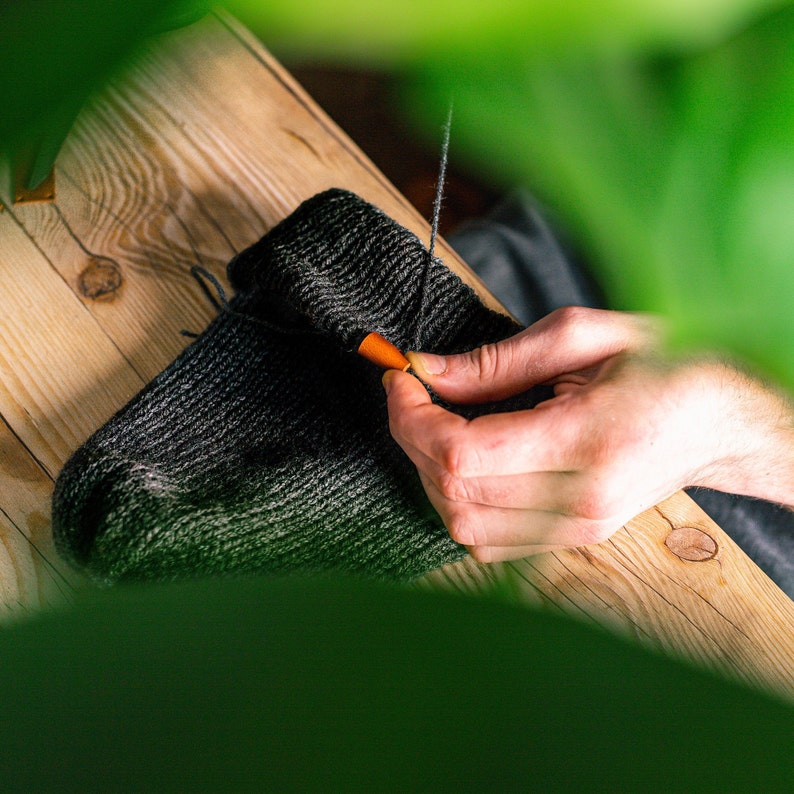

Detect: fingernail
[381,370,395,395]
[406,351,447,377]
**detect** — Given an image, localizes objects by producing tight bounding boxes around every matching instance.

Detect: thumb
[405,307,655,404]
[405,335,542,404]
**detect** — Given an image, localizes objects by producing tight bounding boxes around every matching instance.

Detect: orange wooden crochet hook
[357,332,410,371]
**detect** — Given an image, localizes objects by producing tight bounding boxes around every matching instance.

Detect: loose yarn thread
[428,105,453,263]
[191,265,230,311]
[414,105,453,348]
[186,112,453,356]
[180,266,229,337]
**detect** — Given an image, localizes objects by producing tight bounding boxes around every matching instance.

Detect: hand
[383,306,794,562]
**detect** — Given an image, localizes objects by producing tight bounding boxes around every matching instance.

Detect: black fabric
[52,188,545,584]
[449,190,794,599]
[447,189,604,326]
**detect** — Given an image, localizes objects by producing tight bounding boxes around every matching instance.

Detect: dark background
[290,65,500,238]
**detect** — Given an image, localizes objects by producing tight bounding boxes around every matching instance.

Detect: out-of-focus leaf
[397,4,794,389]
[0,0,210,191]
[226,0,794,388]
[1,575,793,789]
[226,0,789,62]
[398,54,681,308]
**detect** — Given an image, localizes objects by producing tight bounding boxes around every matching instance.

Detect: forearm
[695,361,794,510]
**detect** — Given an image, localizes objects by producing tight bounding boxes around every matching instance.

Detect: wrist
[693,360,794,508]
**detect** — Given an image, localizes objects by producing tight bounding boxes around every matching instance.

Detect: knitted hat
[52,189,544,584]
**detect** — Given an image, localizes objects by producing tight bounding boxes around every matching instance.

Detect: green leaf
[227,0,791,61]
[396,4,794,389]
[0,0,210,191]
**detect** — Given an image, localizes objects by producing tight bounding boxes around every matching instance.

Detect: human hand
[383,306,794,562]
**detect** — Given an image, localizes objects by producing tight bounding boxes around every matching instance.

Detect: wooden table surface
[1,11,792,698]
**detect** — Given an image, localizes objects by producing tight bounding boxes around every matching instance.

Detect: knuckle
[552,304,585,325]
[385,392,409,433]
[572,489,611,521]
[439,434,480,479]
[437,470,472,503]
[550,305,587,338]
[574,519,614,547]
[445,510,471,545]
[386,412,401,443]
[445,507,485,547]
[571,478,625,522]
[386,414,411,453]
[470,342,503,384]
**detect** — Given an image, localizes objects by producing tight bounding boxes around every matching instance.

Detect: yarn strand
[190,265,230,311]
[414,105,453,348]
[428,105,452,263]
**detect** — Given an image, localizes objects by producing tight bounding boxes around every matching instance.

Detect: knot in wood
[664,526,718,562]
[79,258,122,300]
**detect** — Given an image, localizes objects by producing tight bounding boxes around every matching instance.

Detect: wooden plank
[0,9,792,699]
[0,211,144,476]
[0,210,138,613]
[10,13,501,389]
[422,491,794,695]
[0,419,82,617]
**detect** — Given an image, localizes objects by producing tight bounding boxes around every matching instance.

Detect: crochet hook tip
[357,331,411,372]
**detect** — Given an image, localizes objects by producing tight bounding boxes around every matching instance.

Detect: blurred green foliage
[3,0,794,390]
[228,0,794,390]
[0,0,207,191]
[1,575,793,789]
[394,7,794,391]
[227,0,789,61]
[3,6,793,769]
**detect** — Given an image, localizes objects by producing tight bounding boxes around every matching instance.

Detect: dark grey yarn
[52,189,544,585]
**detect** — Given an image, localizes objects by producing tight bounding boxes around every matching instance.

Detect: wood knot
[664,527,718,562]
[78,259,122,300]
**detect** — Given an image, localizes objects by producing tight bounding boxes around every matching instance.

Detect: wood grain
[0,419,80,617]
[422,490,794,695]
[0,10,792,698]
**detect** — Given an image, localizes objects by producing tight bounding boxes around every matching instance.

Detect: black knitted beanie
[52,189,544,584]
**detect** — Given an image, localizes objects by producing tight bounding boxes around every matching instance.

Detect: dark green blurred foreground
[0,575,791,791]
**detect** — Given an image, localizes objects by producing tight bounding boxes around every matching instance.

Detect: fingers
[397,435,582,513]
[419,472,615,550]
[385,370,584,478]
[382,337,647,563]
[381,372,618,550]
[407,306,659,404]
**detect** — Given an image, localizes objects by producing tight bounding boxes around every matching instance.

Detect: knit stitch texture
[52,189,544,584]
